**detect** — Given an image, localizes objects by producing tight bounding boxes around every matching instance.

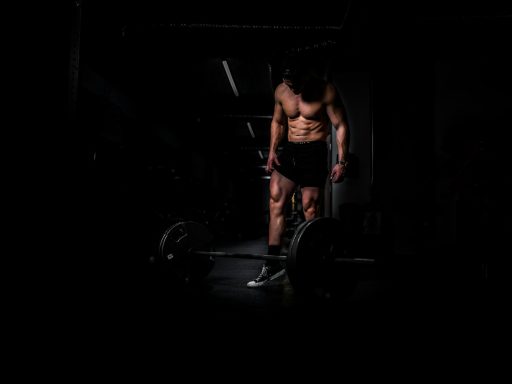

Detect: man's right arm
[270,101,286,153]
[267,88,286,172]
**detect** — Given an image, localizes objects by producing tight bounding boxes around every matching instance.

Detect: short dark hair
[281,55,306,80]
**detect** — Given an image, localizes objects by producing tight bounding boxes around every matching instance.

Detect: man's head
[281,56,307,93]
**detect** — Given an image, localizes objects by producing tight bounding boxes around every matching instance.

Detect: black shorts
[274,141,329,188]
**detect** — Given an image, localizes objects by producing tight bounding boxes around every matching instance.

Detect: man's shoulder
[323,82,339,102]
[275,83,287,92]
[274,83,288,98]
[325,81,337,92]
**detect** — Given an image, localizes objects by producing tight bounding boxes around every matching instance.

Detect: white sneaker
[246,265,286,288]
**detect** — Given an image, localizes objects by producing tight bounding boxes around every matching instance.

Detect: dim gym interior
[62,1,511,344]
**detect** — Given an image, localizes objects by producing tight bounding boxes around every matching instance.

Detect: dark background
[22,0,511,360]
[65,2,510,268]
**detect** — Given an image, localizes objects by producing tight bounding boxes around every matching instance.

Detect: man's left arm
[325,83,349,182]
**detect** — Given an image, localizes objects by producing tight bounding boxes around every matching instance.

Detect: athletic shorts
[274,141,329,188]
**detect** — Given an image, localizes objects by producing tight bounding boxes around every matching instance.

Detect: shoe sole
[246,269,286,288]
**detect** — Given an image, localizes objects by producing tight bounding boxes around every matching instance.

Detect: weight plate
[287,217,346,294]
[159,221,215,283]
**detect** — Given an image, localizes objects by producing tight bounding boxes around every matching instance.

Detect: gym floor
[70,235,502,359]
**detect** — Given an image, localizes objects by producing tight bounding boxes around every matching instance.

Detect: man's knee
[302,197,318,218]
[303,205,317,218]
[270,194,286,215]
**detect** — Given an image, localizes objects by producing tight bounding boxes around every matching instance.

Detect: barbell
[158,217,375,294]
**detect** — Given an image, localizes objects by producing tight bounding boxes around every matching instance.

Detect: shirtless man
[247,57,349,287]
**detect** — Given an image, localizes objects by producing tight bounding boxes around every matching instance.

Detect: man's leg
[301,187,321,221]
[268,171,297,246]
[247,170,296,287]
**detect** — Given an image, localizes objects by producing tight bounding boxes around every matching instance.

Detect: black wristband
[337,159,347,166]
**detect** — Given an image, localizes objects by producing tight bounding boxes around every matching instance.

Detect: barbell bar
[192,250,374,265]
[193,251,287,262]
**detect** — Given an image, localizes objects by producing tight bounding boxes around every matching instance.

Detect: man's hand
[330,163,346,183]
[266,152,281,173]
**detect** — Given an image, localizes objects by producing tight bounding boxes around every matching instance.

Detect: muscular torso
[277,82,330,142]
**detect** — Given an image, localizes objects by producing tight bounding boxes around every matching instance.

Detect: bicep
[272,101,286,125]
[326,102,345,128]
[325,85,346,128]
